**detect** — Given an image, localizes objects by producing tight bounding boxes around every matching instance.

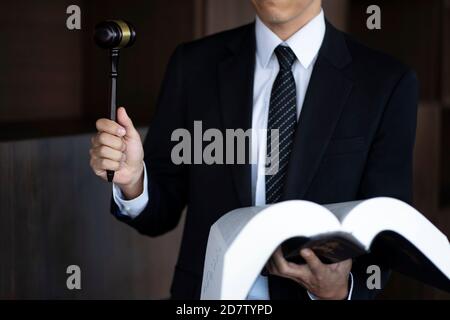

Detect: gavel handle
[107,48,120,182]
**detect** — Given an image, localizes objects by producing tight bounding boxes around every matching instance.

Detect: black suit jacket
[112,21,418,300]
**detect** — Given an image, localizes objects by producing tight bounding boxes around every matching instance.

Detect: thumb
[117,107,139,138]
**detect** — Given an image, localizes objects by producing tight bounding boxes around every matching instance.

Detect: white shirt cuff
[307,272,354,300]
[112,162,149,219]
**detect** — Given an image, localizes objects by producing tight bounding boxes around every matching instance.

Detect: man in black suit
[89,0,418,300]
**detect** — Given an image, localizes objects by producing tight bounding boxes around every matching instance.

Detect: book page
[200,228,226,298]
[201,205,267,298]
[324,200,363,223]
[201,200,340,299]
[217,205,268,246]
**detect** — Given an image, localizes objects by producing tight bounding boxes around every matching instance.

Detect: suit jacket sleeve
[111,44,188,237]
[351,69,419,299]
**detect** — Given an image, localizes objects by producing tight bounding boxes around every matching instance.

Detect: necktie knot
[275,45,296,70]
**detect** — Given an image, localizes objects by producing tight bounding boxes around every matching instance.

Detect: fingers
[96,118,126,137]
[266,259,275,275]
[90,130,126,179]
[267,259,308,286]
[267,248,353,299]
[90,111,141,182]
[271,247,312,282]
[90,157,122,172]
[92,132,126,151]
[90,145,125,162]
[300,249,325,275]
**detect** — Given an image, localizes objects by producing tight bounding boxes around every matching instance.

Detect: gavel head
[94,20,136,49]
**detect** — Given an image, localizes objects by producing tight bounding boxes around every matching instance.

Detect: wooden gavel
[94,20,136,182]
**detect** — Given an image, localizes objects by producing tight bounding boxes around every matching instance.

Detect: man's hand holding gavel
[90,107,145,200]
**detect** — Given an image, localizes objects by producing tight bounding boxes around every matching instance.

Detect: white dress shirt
[113,9,353,300]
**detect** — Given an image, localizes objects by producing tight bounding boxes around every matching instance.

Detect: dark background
[0,0,449,299]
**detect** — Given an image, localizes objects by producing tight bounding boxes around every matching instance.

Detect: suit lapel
[218,24,256,207]
[283,22,354,200]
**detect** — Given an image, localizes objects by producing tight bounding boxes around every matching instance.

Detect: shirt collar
[255,9,325,69]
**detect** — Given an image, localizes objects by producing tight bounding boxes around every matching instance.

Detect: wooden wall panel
[443,0,450,104]
[0,0,199,140]
[204,0,254,35]
[0,131,183,299]
[414,105,441,215]
[440,108,450,207]
[349,0,443,102]
[322,0,349,31]
[0,0,84,123]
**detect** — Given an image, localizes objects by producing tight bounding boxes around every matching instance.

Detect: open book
[200,198,450,300]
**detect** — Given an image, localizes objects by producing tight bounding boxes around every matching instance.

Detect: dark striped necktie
[266,45,297,204]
